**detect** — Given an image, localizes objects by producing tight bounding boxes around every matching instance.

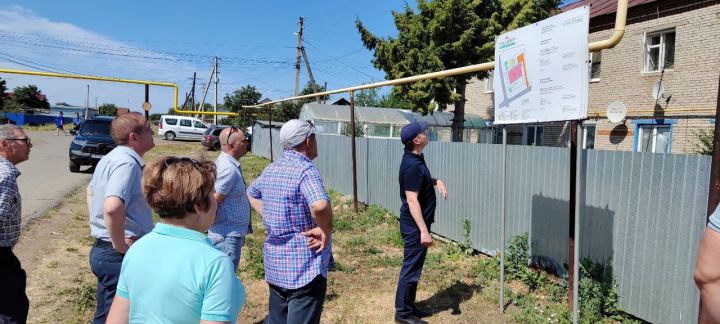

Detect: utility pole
[85,84,89,119]
[198,63,216,119]
[293,17,304,97]
[300,46,321,103]
[214,56,219,125]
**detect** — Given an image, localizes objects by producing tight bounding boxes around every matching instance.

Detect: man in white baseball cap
[247,119,333,323]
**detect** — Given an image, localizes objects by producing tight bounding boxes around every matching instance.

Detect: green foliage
[378,92,416,110]
[472,256,500,284]
[240,234,265,280]
[461,218,473,253]
[62,277,96,314]
[354,88,380,107]
[578,258,627,324]
[98,103,118,116]
[693,128,714,155]
[357,0,558,140]
[11,84,50,109]
[506,232,530,278]
[0,77,6,110]
[224,85,262,114]
[340,120,365,137]
[298,81,329,104]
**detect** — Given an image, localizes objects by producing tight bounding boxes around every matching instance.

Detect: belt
[94,239,114,248]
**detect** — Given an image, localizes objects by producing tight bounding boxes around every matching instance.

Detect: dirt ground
[14,139,523,324]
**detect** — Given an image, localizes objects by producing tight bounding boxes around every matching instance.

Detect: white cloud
[0,6,198,114]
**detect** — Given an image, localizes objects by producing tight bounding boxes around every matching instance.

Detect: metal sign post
[349,90,359,214]
[500,126,507,313]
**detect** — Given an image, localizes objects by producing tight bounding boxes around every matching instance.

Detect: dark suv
[201,125,229,150]
[68,116,116,172]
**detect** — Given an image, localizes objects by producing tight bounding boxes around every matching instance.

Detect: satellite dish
[607,101,626,123]
[652,80,664,100]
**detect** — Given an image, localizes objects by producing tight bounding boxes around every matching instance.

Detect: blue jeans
[268,275,327,324]
[208,232,245,270]
[89,240,123,324]
[395,219,430,317]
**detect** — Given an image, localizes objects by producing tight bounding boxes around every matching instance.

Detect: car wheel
[213,142,220,151]
[69,160,80,173]
[164,131,176,141]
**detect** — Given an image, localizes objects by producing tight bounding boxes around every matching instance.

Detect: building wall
[464,1,720,154]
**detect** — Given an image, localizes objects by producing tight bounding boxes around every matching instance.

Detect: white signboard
[493,6,590,124]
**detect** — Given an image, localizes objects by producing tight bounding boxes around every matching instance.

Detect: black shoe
[412,308,432,318]
[395,314,428,324]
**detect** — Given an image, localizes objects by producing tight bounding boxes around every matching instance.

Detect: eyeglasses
[5,138,31,145]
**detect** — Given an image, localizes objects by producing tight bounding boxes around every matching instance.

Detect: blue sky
[0,1,409,113]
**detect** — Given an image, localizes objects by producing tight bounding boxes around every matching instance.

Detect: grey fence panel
[252,130,711,323]
[582,150,710,323]
[251,126,282,160]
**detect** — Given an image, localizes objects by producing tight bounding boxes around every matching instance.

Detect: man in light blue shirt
[209,127,251,270]
[87,113,155,324]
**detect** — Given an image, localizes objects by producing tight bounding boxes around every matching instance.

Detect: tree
[98,103,118,116]
[12,85,50,110]
[694,128,714,155]
[224,85,263,129]
[379,92,415,110]
[0,77,7,110]
[298,81,329,104]
[354,88,380,107]
[357,0,559,141]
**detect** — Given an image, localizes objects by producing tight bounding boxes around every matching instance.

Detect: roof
[253,120,284,128]
[300,103,409,125]
[562,0,655,18]
[300,103,487,129]
[403,111,488,129]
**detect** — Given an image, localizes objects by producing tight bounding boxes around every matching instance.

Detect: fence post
[349,90,359,214]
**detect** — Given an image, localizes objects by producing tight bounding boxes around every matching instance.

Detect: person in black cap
[394,121,448,324]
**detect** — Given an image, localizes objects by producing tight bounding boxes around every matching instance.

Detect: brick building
[463,0,720,154]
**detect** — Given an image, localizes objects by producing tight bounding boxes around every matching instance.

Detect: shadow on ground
[416,281,483,316]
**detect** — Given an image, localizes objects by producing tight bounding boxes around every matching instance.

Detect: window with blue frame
[634,120,675,153]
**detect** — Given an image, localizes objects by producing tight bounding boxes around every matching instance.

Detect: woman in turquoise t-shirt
[107,157,245,324]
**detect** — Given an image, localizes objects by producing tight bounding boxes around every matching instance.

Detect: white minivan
[158,115,209,141]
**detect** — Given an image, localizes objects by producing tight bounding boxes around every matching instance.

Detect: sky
[0,1,411,114]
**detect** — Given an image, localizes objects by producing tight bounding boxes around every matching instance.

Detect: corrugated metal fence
[252,132,710,323]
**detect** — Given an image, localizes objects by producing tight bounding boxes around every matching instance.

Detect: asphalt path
[16,131,91,228]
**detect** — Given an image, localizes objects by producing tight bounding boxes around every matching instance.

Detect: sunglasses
[5,138,31,145]
[227,127,249,146]
[163,156,201,168]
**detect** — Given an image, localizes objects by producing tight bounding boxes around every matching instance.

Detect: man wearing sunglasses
[0,124,32,323]
[208,126,251,271]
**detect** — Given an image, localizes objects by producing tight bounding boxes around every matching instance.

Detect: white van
[158,115,209,141]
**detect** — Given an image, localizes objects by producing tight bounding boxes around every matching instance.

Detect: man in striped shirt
[0,124,32,324]
[208,126,251,270]
[247,119,333,324]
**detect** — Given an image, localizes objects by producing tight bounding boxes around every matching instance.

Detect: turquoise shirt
[117,223,245,323]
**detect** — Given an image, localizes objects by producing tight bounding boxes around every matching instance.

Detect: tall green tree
[298,81,329,104]
[354,88,380,107]
[98,103,118,116]
[12,85,50,110]
[357,0,558,141]
[224,85,263,129]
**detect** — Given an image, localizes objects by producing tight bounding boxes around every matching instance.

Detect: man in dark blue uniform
[395,121,448,324]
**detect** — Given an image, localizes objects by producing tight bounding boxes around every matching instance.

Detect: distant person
[394,121,447,324]
[106,156,246,323]
[695,204,720,323]
[73,112,82,130]
[247,119,333,324]
[55,111,67,136]
[87,112,155,323]
[209,127,251,270]
[0,125,32,323]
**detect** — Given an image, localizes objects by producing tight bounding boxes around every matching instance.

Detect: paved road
[17,131,91,227]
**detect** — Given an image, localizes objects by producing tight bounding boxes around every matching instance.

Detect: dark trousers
[89,240,123,324]
[267,275,327,324]
[395,220,430,317]
[0,247,29,324]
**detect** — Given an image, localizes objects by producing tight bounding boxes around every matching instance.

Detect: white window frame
[588,52,601,82]
[523,124,544,146]
[643,29,675,73]
[581,123,596,149]
[483,72,494,93]
[637,125,672,153]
